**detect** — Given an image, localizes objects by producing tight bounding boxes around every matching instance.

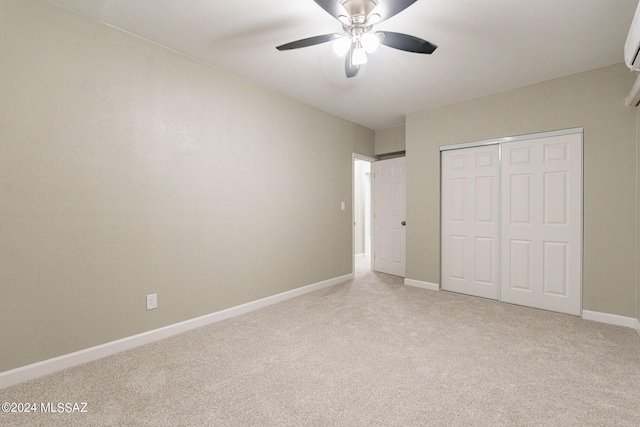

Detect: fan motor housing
[339,0,379,18]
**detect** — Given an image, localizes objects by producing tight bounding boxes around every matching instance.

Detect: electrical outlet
[146,293,158,310]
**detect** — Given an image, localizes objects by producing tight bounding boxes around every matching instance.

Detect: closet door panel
[500,133,582,315]
[441,145,500,300]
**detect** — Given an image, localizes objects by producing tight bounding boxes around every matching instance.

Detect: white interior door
[373,157,406,277]
[441,145,500,300]
[500,133,582,315]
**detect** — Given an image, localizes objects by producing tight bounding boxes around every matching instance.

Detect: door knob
[401,221,406,226]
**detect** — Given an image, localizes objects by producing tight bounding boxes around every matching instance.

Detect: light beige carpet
[1,262,640,426]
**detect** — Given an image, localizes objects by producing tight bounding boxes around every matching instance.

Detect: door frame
[352,153,377,275]
[439,127,584,314]
[440,127,584,152]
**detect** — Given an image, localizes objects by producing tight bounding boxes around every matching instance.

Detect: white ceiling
[48,0,638,130]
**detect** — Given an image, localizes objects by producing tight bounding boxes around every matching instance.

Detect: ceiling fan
[276,0,437,78]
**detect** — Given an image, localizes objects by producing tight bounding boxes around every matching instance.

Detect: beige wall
[406,63,638,318]
[375,125,406,155]
[0,0,374,372]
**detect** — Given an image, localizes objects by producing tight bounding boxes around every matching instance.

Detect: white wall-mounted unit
[625,1,640,70]
[626,73,640,107]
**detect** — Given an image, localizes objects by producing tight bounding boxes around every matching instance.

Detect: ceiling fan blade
[370,0,418,22]
[345,51,359,78]
[313,0,350,21]
[379,31,437,54]
[276,34,337,51]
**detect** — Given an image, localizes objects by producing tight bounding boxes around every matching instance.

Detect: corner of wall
[375,125,406,155]
[636,107,640,325]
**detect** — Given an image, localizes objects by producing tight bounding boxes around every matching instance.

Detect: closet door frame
[440,127,583,316]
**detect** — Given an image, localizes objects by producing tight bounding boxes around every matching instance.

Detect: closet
[441,129,582,316]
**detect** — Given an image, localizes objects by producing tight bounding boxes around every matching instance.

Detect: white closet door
[441,145,500,300]
[500,133,582,315]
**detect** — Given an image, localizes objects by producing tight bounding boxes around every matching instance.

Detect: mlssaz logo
[40,402,88,413]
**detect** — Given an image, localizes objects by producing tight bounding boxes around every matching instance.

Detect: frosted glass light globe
[361,32,380,53]
[352,46,367,65]
[333,36,352,57]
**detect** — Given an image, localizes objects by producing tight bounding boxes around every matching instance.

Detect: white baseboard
[404,278,440,291]
[582,310,640,331]
[0,273,353,389]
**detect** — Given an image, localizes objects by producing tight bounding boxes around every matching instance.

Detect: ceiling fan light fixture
[367,13,381,25]
[338,14,350,25]
[333,35,352,57]
[352,44,367,65]
[276,0,436,78]
[361,32,380,53]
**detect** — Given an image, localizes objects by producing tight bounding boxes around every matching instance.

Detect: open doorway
[353,155,375,276]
